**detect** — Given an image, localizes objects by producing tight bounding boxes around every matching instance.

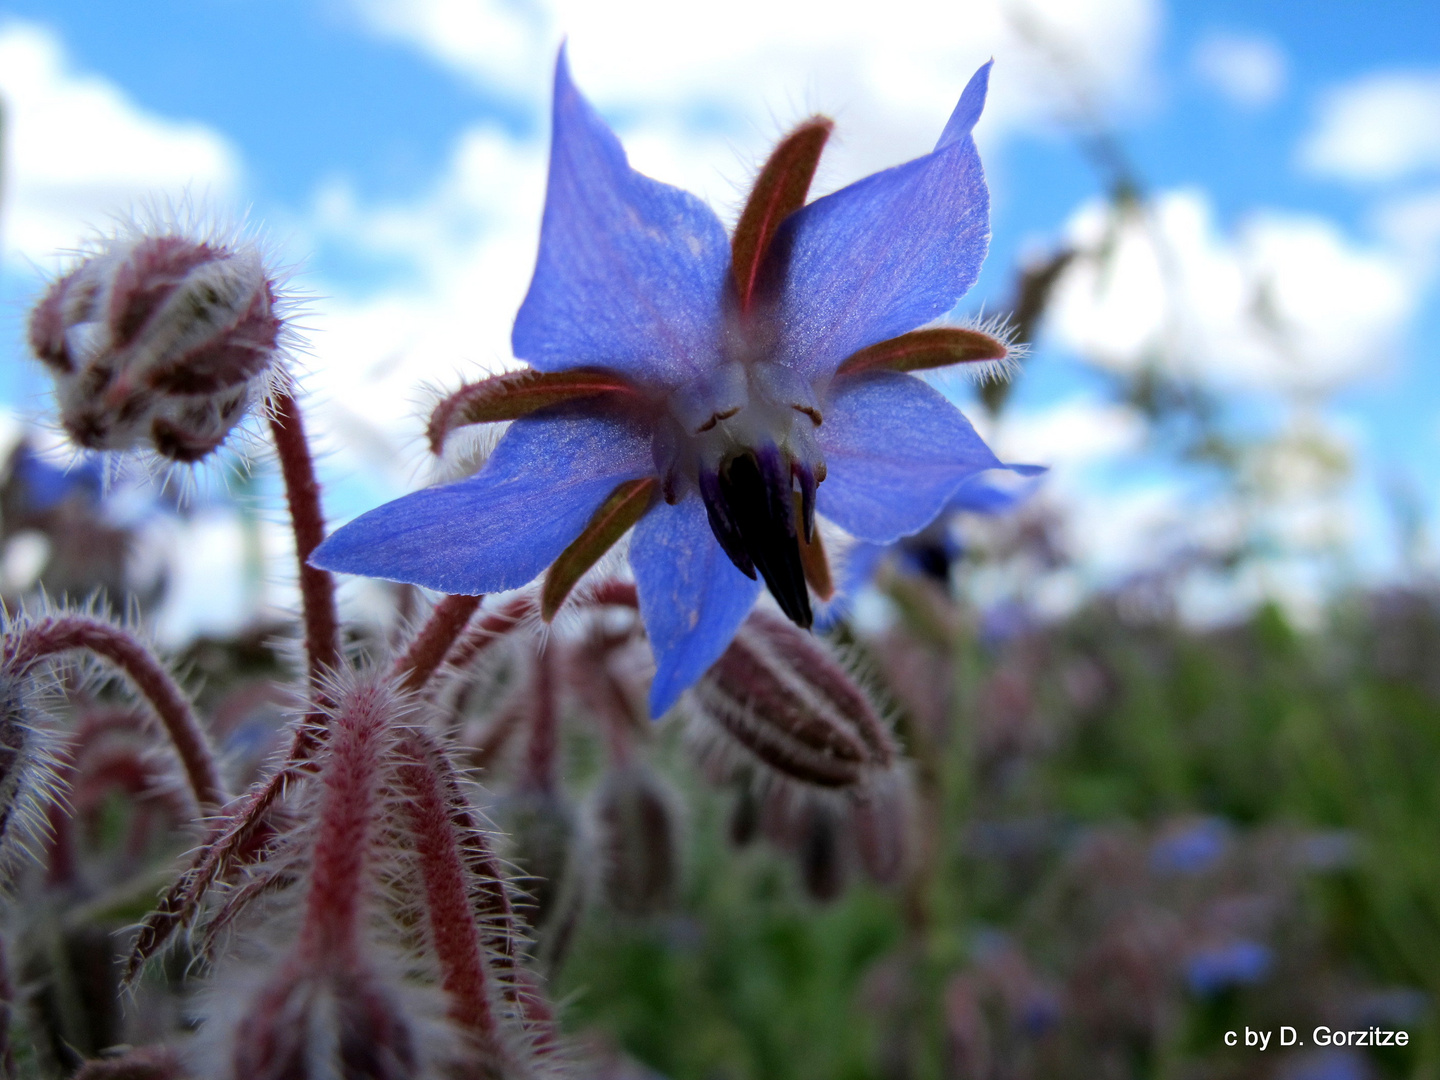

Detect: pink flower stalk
[28,228,286,463]
[206,676,546,1078]
[219,676,422,1079]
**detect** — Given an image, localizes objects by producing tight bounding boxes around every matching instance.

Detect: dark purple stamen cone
[703,447,812,628]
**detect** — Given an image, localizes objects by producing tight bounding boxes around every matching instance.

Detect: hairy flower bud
[590,764,679,916]
[226,962,421,1080]
[74,1046,188,1079]
[689,611,896,790]
[28,229,286,462]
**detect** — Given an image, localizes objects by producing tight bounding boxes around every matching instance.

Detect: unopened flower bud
[28,230,286,462]
[797,800,848,903]
[226,962,421,1080]
[590,764,679,916]
[74,1046,188,1079]
[851,770,914,886]
[689,611,896,790]
[501,785,588,970]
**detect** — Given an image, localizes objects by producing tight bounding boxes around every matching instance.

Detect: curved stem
[392,593,482,693]
[266,390,340,692]
[7,615,225,809]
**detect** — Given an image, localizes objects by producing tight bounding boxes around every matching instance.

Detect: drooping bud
[689,611,896,789]
[27,229,286,463]
[226,962,422,1080]
[590,763,679,916]
[74,1046,188,1079]
[796,799,848,903]
[502,786,586,946]
[691,613,916,898]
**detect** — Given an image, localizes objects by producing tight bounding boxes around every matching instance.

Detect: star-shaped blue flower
[314,48,1014,716]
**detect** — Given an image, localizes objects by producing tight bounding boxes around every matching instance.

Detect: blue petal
[311,410,652,594]
[512,48,731,388]
[816,373,1001,543]
[631,494,762,717]
[772,63,992,380]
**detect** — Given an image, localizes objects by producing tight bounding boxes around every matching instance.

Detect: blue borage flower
[314,48,1027,716]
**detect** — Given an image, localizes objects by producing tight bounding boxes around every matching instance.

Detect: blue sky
[1,0,1438,632]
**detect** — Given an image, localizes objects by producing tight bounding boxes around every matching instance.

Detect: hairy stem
[266,390,340,693]
[7,615,225,809]
[301,680,392,963]
[404,727,561,1056]
[395,732,498,1041]
[392,593,483,693]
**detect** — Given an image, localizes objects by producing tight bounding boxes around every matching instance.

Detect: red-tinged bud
[689,611,897,790]
[797,800,848,903]
[27,229,287,463]
[226,962,423,1080]
[590,764,679,916]
[501,786,585,939]
[851,770,914,886]
[943,975,991,1080]
[74,1046,188,1079]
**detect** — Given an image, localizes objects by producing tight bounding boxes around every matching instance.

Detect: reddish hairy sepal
[836,327,1009,377]
[731,118,833,314]
[541,477,656,621]
[427,367,637,455]
[690,611,895,788]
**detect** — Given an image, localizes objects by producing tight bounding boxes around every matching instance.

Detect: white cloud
[1300,71,1440,183]
[986,396,1148,468]
[1373,186,1440,277]
[295,127,547,498]
[1048,189,1415,393]
[1191,31,1287,109]
[0,20,241,267]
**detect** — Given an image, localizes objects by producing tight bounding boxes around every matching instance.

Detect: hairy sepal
[731,118,833,313]
[836,326,1009,378]
[427,367,636,456]
[541,477,656,621]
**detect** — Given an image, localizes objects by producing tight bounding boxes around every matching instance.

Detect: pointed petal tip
[937,60,994,150]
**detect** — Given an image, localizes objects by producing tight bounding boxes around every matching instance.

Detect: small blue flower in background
[1151,817,1230,875]
[314,48,1026,716]
[6,443,102,516]
[1184,939,1272,996]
